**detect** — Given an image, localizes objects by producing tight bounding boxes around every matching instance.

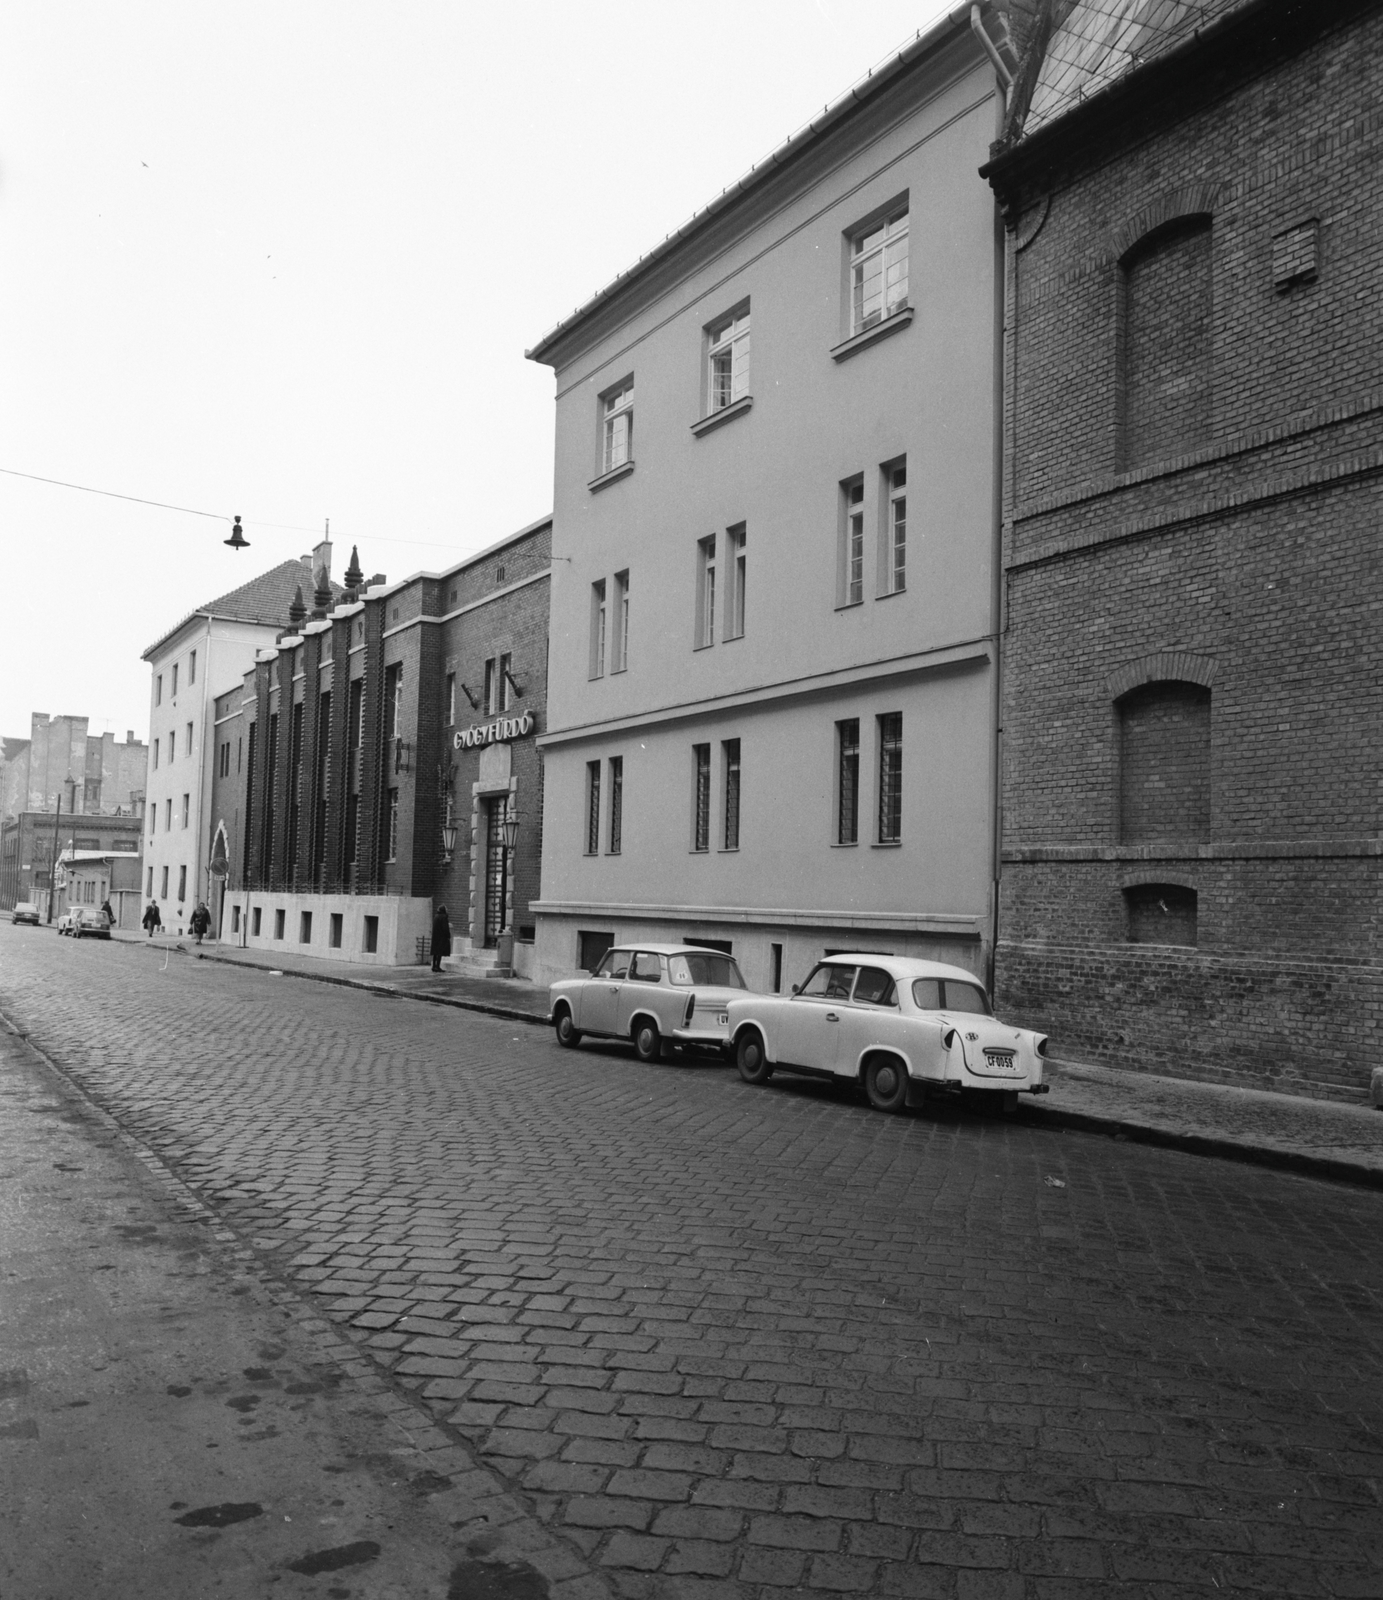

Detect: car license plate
[981,1050,1021,1076]
[716,1012,728,1028]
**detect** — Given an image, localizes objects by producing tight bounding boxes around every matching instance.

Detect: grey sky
[1,0,953,744]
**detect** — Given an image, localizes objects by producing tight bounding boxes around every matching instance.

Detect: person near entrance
[190,902,211,945]
[431,904,451,973]
[142,901,162,938]
[100,898,115,928]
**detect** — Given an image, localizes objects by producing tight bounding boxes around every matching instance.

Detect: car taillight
[942,1028,956,1049]
[684,994,696,1027]
[1035,1036,1048,1057]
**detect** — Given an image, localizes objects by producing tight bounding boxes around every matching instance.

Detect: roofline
[525,3,1003,366]
[362,514,553,603]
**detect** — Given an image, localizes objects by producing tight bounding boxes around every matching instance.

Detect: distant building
[212,518,550,971]
[58,848,144,930]
[0,716,146,823]
[983,0,1382,1096]
[525,6,1016,990]
[0,809,143,917]
[140,542,339,933]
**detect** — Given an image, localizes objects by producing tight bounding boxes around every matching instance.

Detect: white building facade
[527,9,1015,993]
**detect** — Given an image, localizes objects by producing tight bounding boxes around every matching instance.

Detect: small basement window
[1124,883,1198,947]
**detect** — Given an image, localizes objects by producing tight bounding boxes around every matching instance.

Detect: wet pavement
[3,924,1382,1598]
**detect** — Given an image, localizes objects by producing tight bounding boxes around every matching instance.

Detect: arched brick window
[1119,215,1212,468]
[1118,680,1210,843]
[1123,882,1198,947]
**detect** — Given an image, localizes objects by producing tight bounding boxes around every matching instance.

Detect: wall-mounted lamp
[503,667,525,699]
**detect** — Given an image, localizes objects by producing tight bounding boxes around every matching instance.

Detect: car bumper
[669,1026,731,1050]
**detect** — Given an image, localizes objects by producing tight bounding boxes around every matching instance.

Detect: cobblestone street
[3,927,1382,1599]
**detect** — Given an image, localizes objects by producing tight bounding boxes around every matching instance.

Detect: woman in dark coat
[142,902,162,938]
[431,905,451,972]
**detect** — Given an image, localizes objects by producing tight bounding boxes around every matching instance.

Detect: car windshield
[594,949,632,979]
[667,953,746,988]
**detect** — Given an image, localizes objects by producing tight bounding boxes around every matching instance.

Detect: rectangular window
[177,865,187,902]
[724,525,746,640]
[185,721,193,755]
[612,571,629,673]
[499,653,512,711]
[446,672,456,725]
[851,206,909,333]
[608,756,623,854]
[585,760,601,855]
[771,942,783,993]
[692,744,711,851]
[837,719,860,844]
[602,381,633,472]
[483,657,497,713]
[251,906,262,936]
[384,664,403,741]
[181,794,189,828]
[150,807,156,836]
[237,737,242,773]
[329,912,342,948]
[589,582,606,679]
[695,536,716,649]
[273,907,285,939]
[165,798,172,831]
[172,664,179,697]
[160,865,169,898]
[884,461,906,594]
[168,729,175,760]
[707,307,750,411]
[722,739,740,850]
[878,712,902,843]
[386,787,399,861]
[231,905,241,933]
[153,739,160,770]
[189,649,197,685]
[155,674,162,706]
[841,479,864,606]
[146,866,154,897]
[299,910,312,944]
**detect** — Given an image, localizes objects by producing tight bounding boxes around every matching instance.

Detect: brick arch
[1112,184,1221,263]
[1118,868,1200,892]
[1105,651,1218,701]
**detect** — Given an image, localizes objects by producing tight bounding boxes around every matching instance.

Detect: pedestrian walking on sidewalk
[142,902,161,938]
[100,898,114,928]
[431,905,451,973]
[190,902,211,945]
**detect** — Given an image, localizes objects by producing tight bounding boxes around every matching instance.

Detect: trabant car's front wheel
[864,1056,908,1113]
[633,1020,662,1063]
[554,1008,582,1049]
[736,1029,773,1085]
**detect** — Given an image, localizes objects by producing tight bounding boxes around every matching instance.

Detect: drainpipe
[970,4,1016,110]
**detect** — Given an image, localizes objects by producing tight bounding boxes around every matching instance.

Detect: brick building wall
[986,0,1382,1098]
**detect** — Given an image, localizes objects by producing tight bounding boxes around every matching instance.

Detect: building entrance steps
[93,926,1383,1185]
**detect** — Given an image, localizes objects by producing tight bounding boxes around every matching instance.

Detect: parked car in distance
[726,954,1050,1113]
[67,907,112,940]
[550,943,750,1061]
[10,901,40,926]
[56,907,78,934]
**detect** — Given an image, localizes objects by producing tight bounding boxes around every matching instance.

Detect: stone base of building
[995,939,1381,1102]
[222,892,433,967]
[534,907,986,995]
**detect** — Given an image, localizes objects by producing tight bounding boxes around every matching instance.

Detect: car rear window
[911,979,942,1009]
[852,967,897,1006]
[667,953,746,988]
[943,981,990,1015]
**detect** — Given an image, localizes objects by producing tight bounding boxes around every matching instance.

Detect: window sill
[872,840,903,849]
[718,847,740,854]
[588,460,635,493]
[693,640,713,652]
[831,841,858,848]
[835,598,863,613]
[830,305,913,363]
[691,396,752,437]
[875,584,906,601]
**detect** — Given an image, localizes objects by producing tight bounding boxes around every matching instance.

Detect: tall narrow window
[602,381,633,472]
[146,867,153,897]
[1118,682,1211,843]
[608,756,623,855]
[446,673,456,725]
[153,739,160,770]
[585,761,601,855]
[160,865,169,898]
[155,675,163,706]
[692,745,711,852]
[878,713,902,843]
[725,525,746,640]
[172,664,179,697]
[384,664,403,740]
[707,307,750,411]
[484,657,497,713]
[1120,216,1212,469]
[841,480,864,606]
[612,571,629,672]
[884,463,906,594]
[185,720,193,754]
[165,798,172,831]
[314,690,331,869]
[177,865,187,902]
[188,649,197,685]
[169,729,175,760]
[182,793,189,828]
[695,537,716,648]
[722,740,740,850]
[386,788,399,861]
[287,700,303,870]
[851,206,909,332]
[589,582,607,679]
[836,719,859,844]
[499,653,513,711]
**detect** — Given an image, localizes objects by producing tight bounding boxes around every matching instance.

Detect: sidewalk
[106,928,1383,1187]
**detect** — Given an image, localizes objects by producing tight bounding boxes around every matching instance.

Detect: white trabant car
[550,943,750,1061]
[725,954,1050,1113]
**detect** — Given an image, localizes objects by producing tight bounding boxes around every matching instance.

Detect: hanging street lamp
[224,515,250,551]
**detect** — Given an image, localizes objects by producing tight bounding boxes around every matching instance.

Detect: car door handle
[825,1012,839,1021]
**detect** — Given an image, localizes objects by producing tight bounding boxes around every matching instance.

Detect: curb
[1017,1100,1383,1192]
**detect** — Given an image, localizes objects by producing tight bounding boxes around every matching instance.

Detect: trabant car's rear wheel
[554,1007,582,1049]
[864,1056,908,1113]
[736,1029,773,1085]
[633,1020,662,1063]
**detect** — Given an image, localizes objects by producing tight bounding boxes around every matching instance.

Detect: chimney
[126,730,134,745]
[313,538,333,581]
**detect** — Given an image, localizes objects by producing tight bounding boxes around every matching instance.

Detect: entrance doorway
[483,795,508,947]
